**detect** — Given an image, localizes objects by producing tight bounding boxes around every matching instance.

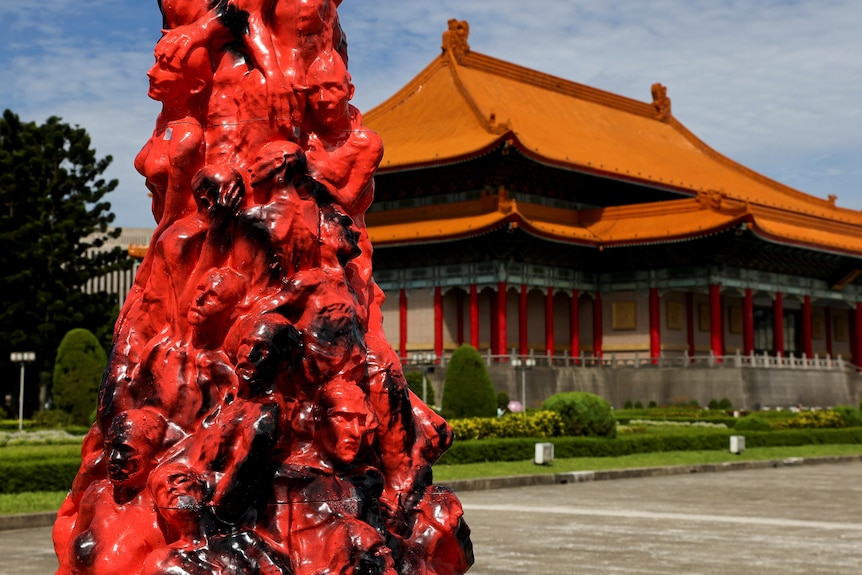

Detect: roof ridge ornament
[650,82,671,121]
[442,19,470,64]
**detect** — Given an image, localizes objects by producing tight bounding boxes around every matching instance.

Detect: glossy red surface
[53,2,473,574]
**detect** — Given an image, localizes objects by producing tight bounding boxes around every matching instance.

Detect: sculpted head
[105,408,167,490]
[187,267,244,333]
[149,462,209,525]
[249,140,307,188]
[147,43,211,103]
[319,204,361,266]
[297,0,332,35]
[316,379,370,465]
[306,50,354,128]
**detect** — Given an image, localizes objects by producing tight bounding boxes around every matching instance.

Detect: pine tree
[0,110,131,415]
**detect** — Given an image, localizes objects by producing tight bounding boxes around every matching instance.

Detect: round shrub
[441,345,497,418]
[733,414,772,432]
[52,328,107,426]
[718,398,733,410]
[832,405,862,428]
[624,400,633,409]
[405,370,436,406]
[541,391,616,438]
[708,399,719,410]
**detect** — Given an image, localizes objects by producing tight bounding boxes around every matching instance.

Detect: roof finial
[442,19,470,63]
[650,83,671,120]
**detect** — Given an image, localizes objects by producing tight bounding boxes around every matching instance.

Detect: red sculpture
[53,2,473,574]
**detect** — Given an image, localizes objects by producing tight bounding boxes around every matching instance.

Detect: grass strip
[432,443,862,481]
[0,491,67,515]
[4,445,862,514]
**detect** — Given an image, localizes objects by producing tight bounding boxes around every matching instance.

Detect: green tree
[441,344,497,418]
[0,110,130,415]
[52,328,107,425]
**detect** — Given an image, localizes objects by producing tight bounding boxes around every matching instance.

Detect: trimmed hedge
[0,458,80,493]
[450,411,566,440]
[437,427,862,465]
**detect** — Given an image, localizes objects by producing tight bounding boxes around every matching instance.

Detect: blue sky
[2,1,861,229]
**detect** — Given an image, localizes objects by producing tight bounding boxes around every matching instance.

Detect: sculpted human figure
[56,410,169,575]
[303,49,382,293]
[232,140,322,291]
[269,203,366,397]
[99,166,244,434]
[61,4,474,575]
[264,378,395,575]
[142,462,291,575]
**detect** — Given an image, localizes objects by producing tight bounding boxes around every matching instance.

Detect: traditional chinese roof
[364,20,862,257]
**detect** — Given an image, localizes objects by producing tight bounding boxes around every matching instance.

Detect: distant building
[84,227,150,307]
[127,21,862,407]
[363,20,862,372]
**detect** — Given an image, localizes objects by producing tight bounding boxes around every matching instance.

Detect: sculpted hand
[157,26,196,64]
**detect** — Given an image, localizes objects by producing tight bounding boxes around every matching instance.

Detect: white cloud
[2,0,861,227]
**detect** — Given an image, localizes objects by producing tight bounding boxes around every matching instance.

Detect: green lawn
[431,443,862,481]
[3,443,861,515]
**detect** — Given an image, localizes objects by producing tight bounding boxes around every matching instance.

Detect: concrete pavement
[3,459,861,575]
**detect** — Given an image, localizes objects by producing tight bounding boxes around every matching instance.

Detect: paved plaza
[3,461,861,575]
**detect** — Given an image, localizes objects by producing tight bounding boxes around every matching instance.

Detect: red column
[519,284,528,356]
[399,288,408,360]
[825,307,833,357]
[649,287,660,363]
[434,286,443,360]
[593,293,603,358]
[456,289,464,345]
[490,290,498,354]
[570,289,580,362]
[742,288,754,355]
[855,303,862,367]
[773,292,784,357]
[469,284,479,349]
[801,295,812,358]
[497,282,508,356]
[685,292,695,359]
[709,284,723,358]
[545,287,555,358]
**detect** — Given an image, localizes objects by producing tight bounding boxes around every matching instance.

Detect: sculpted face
[319,206,360,265]
[151,463,206,512]
[296,0,329,35]
[105,412,163,489]
[147,43,210,103]
[318,381,368,464]
[147,55,185,102]
[187,269,242,330]
[307,52,353,128]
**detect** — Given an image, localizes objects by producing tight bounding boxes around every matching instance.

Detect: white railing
[411,349,857,372]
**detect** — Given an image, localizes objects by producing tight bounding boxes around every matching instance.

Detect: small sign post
[10,352,36,431]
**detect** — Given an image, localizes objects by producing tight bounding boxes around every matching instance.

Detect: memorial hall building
[126,21,862,407]
[359,21,862,407]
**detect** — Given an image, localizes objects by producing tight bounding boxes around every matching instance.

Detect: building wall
[423,364,859,411]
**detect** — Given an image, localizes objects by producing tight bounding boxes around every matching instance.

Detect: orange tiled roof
[366,187,862,257]
[363,19,862,252]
